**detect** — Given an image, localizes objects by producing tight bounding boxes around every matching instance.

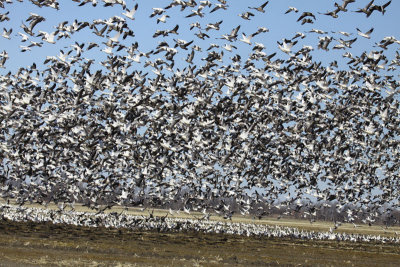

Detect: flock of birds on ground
[0,0,399,227]
[1,203,400,243]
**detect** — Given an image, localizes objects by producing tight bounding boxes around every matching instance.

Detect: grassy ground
[0,219,400,266]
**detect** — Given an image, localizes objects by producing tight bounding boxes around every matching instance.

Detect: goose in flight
[0,11,9,22]
[251,27,269,37]
[37,30,58,43]
[248,1,269,13]
[240,33,253,45]
[336,31,352,37]
[185,49,195,63]
[222,44,237,52]
[18,32,29,42]
[78,0,98,7]
[210,3,228,13]
[2,28,12,39]
[309,28,327,34]
[122,3,138,20]
[285,6,298,14]
[220,25,240,42]
[356,27,374,39]
[157,14,170,23]
[26,13,46,32]
[185,6,205,18]
[353,0,375,17]
[19,45,32,52]
[205,20,223,31]
[319,9,339,18]
[109,31,121,43]
[199,0,212,8]
[238,11,254,20]
[150,7,165,18]
[369,1,391,16]
[297,11,316,22]
[195,31,209,40]
[277,39,298,54]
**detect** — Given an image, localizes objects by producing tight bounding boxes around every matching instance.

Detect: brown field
[2,199,399,238]
[1,200,400,266]
[0,219,400,266]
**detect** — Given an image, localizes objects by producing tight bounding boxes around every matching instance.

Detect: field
[1,219,400,266]
[1,201,400,266]
[3,200,400,238]
[0,201,400,266]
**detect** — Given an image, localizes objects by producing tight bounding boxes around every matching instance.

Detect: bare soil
[0,219,399,266]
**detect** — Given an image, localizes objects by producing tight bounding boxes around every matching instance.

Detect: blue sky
[0,0,399,74]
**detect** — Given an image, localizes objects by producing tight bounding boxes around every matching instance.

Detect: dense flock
[0,0,399,226]
[1,203,399,243]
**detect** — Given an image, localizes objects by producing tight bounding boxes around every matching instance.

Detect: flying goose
[240,33,253,45]
[297,11,316,22]
[248,1,269,13]
[37,30,58,43]
[277,39,298,54]
[2,28,12,39]
[238,11,254,20]
[157,14,170,23]
[285,6,298,14]
[353,0,375,17]
[0,11,9,22]
[369,1,391,16]
[150,7,165,18]
[210,3,228,13]
[122,3,138,20]
[356,27,374,39]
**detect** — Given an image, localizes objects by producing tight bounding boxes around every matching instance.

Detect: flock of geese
[0,0,399,229]
[1,203,399,243]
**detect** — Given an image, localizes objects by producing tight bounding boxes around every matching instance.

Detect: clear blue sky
[0,0,399,74]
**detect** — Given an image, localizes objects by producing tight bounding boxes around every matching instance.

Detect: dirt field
[1,200,400,266]
[0,219,400,266]
[2,199,399,238]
